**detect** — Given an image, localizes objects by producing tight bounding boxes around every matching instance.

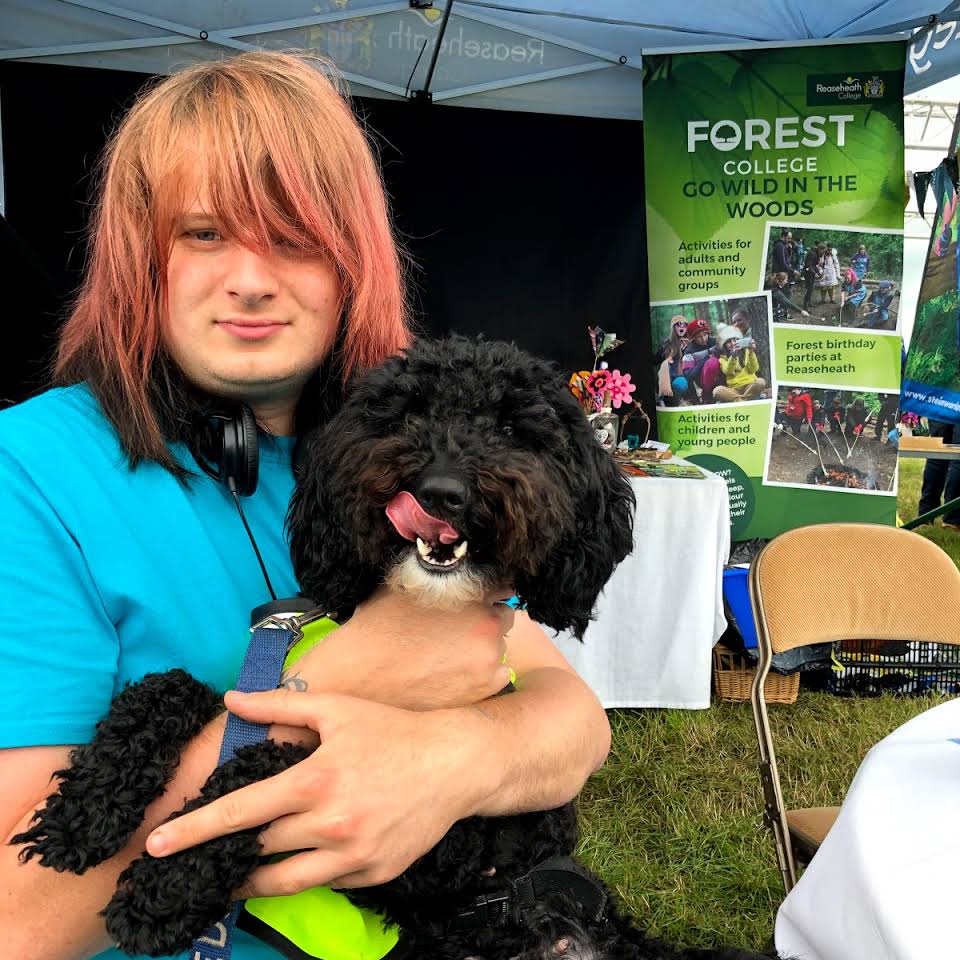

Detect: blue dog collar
[498,595,528,611]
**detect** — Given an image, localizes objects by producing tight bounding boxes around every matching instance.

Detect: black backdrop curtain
[0,61,652,419]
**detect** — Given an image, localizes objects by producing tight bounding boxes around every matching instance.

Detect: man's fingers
[237,848,370,899]
[255,809,339,859]
[146,759,318,857]
[223,688,325,727]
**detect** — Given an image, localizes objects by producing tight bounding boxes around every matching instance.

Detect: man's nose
[224,246,279,304]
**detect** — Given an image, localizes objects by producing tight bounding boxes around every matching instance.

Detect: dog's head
[288,335,634,638]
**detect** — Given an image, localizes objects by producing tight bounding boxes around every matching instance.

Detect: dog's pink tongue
[386,491,460,544]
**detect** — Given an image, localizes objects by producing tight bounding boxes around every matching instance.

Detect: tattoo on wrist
[280,670,309,693]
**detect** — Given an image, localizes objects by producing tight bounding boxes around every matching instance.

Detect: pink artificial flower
[585,369,613,397]
[607,370,637,409]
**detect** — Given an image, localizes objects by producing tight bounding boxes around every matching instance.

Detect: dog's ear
[286,433,381,617]
[519,432,634,641]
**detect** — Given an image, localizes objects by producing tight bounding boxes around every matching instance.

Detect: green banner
[643,40,905,539]
[901,115,960,424]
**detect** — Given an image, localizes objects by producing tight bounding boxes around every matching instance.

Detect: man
[0,52,610,959]
[768,272,811,323]
[919,420,960,530]
[772,229,794,280]
[875,393,899,441]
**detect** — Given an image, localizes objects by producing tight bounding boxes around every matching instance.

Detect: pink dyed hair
[55,51,411,468]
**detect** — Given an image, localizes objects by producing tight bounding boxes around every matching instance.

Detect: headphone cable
[228,476,278,602]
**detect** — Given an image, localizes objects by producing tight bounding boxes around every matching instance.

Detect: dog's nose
[417,475,469,515]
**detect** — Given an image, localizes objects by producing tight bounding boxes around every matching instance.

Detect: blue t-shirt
[0,384,300,960]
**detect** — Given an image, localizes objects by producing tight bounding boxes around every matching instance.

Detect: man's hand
[146,691,498,896]
[854,423,863,435]
[287,586,515,711]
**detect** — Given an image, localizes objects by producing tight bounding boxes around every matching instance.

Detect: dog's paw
[11,670,223,873]
[104,740,310,955]
[105,831,263,956]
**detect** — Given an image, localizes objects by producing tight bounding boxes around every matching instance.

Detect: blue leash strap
[190,615,299,960]
[217,625,292,765]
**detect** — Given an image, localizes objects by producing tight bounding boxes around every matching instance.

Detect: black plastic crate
[828,639,960,696]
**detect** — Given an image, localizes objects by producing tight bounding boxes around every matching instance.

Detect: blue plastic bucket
[722,567,758,649]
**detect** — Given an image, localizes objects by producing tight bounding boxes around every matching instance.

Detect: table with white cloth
[775,697,960,960]
[549,459,730,709]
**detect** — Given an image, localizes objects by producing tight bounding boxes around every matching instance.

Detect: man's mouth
[216,319,287,342]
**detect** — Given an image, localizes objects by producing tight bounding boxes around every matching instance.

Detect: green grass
[896,456,960,564]
[575,456,958,952]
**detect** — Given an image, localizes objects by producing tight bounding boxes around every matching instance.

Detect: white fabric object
[776,697,960,960]
[550,461,729,709]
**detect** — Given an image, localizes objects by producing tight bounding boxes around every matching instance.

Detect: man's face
[692,330,709,346]
[163,175,343,420]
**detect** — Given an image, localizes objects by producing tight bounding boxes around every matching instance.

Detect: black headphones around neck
[193,403,260,497]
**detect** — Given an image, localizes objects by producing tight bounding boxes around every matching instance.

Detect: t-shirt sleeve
[0,446,119,747]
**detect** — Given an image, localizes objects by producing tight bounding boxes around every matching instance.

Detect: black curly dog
[13,336,773,960]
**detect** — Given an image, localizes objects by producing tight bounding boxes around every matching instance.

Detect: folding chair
[748,522,960,894]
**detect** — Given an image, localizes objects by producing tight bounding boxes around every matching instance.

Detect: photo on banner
[642,38,905,539]
[650,293,772,408]
[764,385,900,494]
[761,222,903,330]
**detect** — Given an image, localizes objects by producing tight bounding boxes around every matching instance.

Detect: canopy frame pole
[450,2,640,66]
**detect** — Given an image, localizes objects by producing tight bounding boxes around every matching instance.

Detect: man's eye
[189,229,221,242]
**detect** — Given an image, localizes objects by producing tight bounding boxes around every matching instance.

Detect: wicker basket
[712,644,799,704]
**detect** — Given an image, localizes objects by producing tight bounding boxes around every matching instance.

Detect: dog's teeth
[416,537,431,558]
[453,540,468,559]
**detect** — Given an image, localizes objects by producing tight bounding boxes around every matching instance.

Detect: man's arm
[467,612,610,814]
[143,613,611,897]
[0,721,227,960]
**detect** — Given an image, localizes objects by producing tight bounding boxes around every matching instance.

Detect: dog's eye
[502,425,514,437]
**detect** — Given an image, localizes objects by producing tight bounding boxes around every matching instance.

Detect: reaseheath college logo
[807,71,898,105]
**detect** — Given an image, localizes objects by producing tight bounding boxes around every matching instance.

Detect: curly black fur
[104,741,310,956]
[10,337,778,959]
[288,335,636,638]
[12,669,223,873]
